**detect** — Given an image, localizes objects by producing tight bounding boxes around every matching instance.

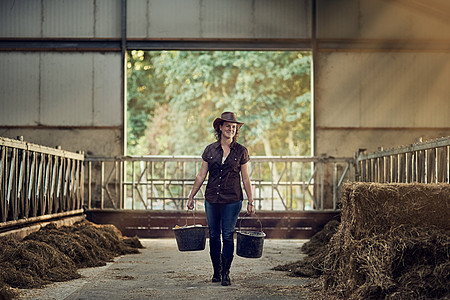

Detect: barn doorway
[126,50,312,157]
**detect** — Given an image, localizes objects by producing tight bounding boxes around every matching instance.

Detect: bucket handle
[238,213,263,233]
[184,209,197,227]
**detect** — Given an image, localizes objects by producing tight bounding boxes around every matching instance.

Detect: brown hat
[213,112,244,130]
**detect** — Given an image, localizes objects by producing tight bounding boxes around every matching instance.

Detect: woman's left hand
[247,202,255,215]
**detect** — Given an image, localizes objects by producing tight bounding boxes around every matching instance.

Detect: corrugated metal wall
[127,0,311,39]
[0,0,449,157]
[317,0,450,39]
[317,52,450,128]
[0,52,121,127]
[315,0,450,156]
[0,0,121,38]
[0,0,310,39]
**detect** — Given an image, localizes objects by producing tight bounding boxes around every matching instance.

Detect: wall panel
[316,0,360,39]
[0,53,40,126]
[360,0,450,39]
[127,0,148,38]
[316,129,450,157]
[199,0,254,38]
[254,0,311,38]
[93,54,122,126]
[0,0,42,38]
[317,52,450,128]
[43,0,95,38]
[127,0,311,39]
[0,52,121,127]
[317,0,450,40]
[40,53,93,125]
[95,0,122,37]
[148,0,201,38]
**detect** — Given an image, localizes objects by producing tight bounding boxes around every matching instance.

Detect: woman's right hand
[187,198,195,210]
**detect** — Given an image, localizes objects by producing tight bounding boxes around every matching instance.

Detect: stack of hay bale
[323,182,450,299]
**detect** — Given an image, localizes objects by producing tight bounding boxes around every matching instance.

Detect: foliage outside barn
[127,50,312,157]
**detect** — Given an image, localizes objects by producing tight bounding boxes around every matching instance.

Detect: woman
[187,111,255,286]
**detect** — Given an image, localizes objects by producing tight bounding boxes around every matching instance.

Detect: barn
[0,1,449,299]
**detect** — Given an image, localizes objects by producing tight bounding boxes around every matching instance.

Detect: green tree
[127,50,311,156]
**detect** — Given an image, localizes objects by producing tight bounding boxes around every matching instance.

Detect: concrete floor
[18,238,314,300]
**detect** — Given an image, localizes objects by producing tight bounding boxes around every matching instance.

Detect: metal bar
[289,162,293,210]
[88,161,92,209]
[0,137,84,160]
[356,137,450,184]
[131,161,135,210]
[301,162,306,210]
[23,151,30,218]
[119,160,123,209]
[6,148,16,218]
[84,155,353,212]
[0,139,84,225]
[115,161,119,208]
[86,155,352,163]
[0,39,121,51]
[63,159,71,211]
[320,163,324,210]
[333,163,337,210]
[0,209,84,230]
[359,137,450,160]
[101,161,105,209]
[42,154,50,215]
[447,145,450,183]
[0,147,4,222]
[150,161,154,210]
[163,161,167,210]
[1,148,7,222]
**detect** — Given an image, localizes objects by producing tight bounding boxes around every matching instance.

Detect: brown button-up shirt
[202,141,250,204]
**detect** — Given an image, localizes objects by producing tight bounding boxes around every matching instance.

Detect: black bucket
[236,215,266,258]
[173,211,208,252]
[173,225,208,251]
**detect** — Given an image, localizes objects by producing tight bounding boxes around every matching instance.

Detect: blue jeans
[205,200,242,259]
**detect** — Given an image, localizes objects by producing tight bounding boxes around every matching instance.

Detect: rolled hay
[323,182,450,300]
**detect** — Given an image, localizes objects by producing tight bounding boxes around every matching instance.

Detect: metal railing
[85,155,354,211]
[356,136,450,183]
[0,137,84,224]
[3,134,447,226]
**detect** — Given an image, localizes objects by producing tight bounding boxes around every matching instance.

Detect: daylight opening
[127,50,312,157]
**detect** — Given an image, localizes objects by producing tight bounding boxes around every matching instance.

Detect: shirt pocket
[207,153,221,174]
[228,155,240,172]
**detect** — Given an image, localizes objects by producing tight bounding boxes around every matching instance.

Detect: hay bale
[323,182,450,300]
[342,182,450,239]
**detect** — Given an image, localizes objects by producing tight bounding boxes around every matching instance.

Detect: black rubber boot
[210,253,221,283]
[221,254,233,286]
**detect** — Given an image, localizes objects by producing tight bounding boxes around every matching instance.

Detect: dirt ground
[17,238,313,300]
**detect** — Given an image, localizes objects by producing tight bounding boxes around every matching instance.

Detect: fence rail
[86,155,353,212]
[356,136,450,183]
[0,136,84,224]
[3,135,448,226]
